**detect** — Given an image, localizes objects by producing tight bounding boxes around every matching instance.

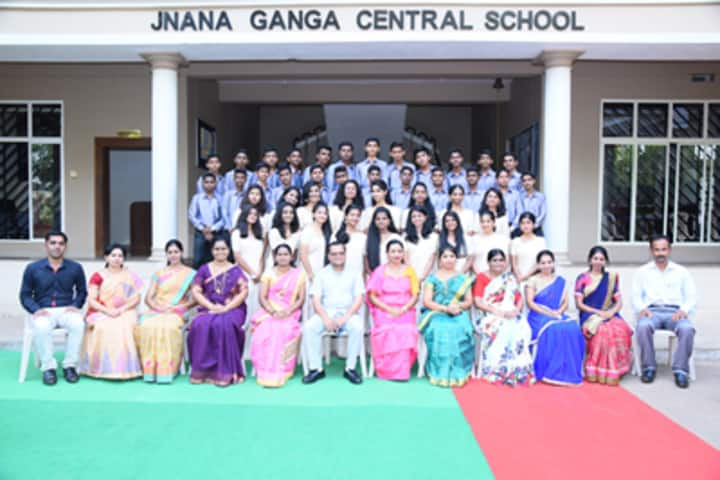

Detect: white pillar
[538,50,582,260]
[141,53,185,260]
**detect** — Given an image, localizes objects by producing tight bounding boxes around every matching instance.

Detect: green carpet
[0,351,493,480]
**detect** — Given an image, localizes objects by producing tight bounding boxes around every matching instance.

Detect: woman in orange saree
[80,244,144,380]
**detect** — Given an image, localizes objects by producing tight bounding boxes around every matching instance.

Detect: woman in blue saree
[418,246,475,387]
[525,250,585,386]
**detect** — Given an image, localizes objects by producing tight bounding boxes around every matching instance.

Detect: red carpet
[454,381,720,480]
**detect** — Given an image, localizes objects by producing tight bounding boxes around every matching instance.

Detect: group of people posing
[18,139,697,390]
[188,139,547,271]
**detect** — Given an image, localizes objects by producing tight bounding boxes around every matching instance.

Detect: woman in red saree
[575,246,633,386]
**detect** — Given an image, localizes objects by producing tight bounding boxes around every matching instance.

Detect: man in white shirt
[357,137,388,189]
[302,242,365,385]
[632,235,697,388]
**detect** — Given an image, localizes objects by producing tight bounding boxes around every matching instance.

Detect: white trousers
[32,307,85,371]
[301,312,363,371]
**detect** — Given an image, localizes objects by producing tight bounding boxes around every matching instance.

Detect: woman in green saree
[419,246,475,387]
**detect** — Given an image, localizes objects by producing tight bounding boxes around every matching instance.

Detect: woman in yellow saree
[137,239,196,383]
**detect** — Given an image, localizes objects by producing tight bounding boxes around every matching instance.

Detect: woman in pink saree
[575,246,632,385]
[367,239,420,380]
[250,244,306,387]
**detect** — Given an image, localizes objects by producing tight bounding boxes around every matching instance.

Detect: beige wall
[569,60,720,264]
[0,63,152,259]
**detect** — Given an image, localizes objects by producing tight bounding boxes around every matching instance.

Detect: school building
[0,0,718,264]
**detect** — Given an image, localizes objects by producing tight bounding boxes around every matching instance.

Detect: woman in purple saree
[188,237,249,386]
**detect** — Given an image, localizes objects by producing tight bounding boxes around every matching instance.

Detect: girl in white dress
[365,206,404,276]
[481,188,511,238]
[276,186,301,209]
[299,202,332,320]
[401,182,437,232]
[297,182,323,230]
[331,205,367,275]
[404,205,439,284]
[473,211,510,275]
[438,210,474,273]
[510,212,547,283]
[360,179,402,231]
[438,185,480,236]
[233,185,272,232]
[330,180,365,233]
[268,202,301,262]
[231,206,267,321]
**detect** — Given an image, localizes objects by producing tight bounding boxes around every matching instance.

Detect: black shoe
[674,372,689,389]
[42,369,57,386]
[343,368,363,385]
[302,369,326,384]
[641,369,655,384]
[63,367,79,383]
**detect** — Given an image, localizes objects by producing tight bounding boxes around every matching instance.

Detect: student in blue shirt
[286,147,305,188]
[428,167,450,214]
[223,149,254,193]
[270,163,295,209]
[390,165,414,209]
[329,164,349,202]
[261,147,281,189]
[502,152,523,192]
[511,172,547,237]
[19,231,87,385]
[222,169,247,231]
[386,141,414,190]
[462,166,485,213]
[496,168,518,226]
[357,137,388,188]
[307,163,333,204]
[189,173,225,267]
[476,149,497,191]
[414,147,434,187]
[254,162,276,212]
[327,141,358,193]
[303,145,333,188]
[446,148,468,191]
[195,153,226,197]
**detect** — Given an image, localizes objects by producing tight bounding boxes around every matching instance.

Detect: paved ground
[622,363,720,449]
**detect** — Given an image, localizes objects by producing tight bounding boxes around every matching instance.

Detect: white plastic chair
[472,329,484,379]
[416,334,428,378]
[180,321,190,375]
[18,314,69,383]
[243,320,253,377]
[632,329,696,381]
